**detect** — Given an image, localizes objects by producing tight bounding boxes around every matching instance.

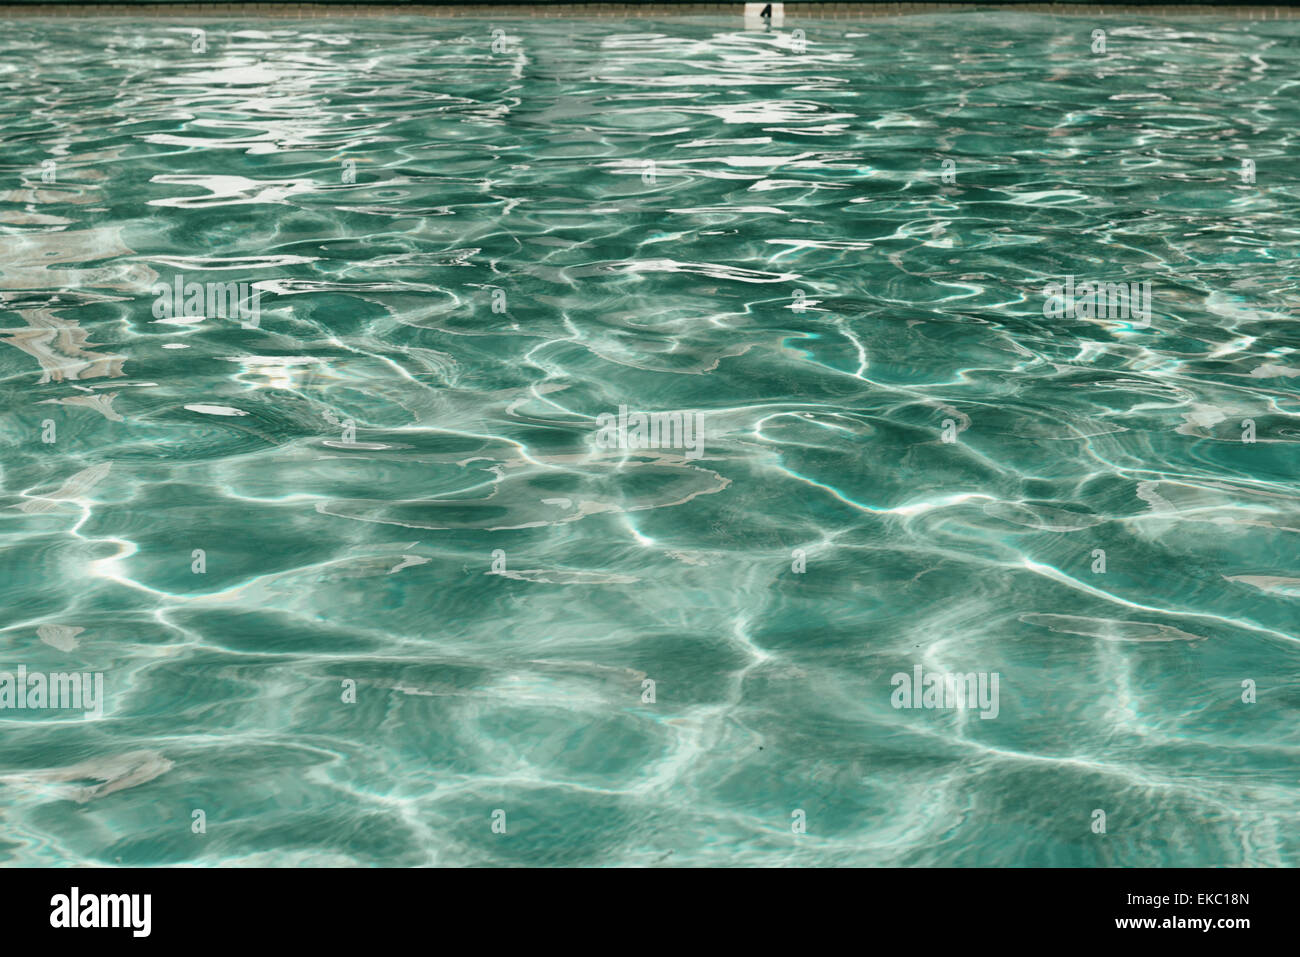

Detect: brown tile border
[0,2,1297,16]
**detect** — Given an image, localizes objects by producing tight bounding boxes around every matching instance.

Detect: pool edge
[2,3,1298,19]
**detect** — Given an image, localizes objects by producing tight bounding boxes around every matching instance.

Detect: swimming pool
[0,10,1297,866]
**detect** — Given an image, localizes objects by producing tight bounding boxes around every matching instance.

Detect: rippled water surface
[1,13,1298,866]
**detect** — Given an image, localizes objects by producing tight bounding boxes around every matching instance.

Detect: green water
[0,12,1297,866]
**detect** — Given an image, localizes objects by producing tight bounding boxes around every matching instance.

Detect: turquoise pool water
[0,12,1297,867]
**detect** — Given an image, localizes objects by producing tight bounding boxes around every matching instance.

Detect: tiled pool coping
[1,3,1297,18]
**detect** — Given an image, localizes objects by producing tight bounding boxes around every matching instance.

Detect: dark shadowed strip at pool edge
[3,1,1300,15]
